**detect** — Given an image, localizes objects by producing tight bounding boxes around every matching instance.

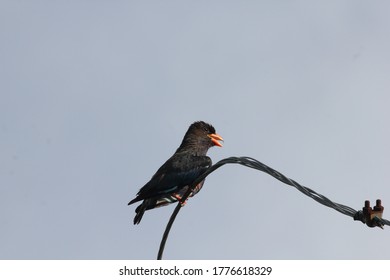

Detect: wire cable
[157,156,388,260]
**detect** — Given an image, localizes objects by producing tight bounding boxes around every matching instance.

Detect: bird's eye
[203,127,209,132]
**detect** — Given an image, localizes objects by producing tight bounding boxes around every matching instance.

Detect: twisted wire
[157,156,389,260]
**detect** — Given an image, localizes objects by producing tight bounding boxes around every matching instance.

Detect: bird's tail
[132,195,181,224]
[134,201,148,225]
[133,197,171,224]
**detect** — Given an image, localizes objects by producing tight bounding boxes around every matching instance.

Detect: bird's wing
[128,155,211,204]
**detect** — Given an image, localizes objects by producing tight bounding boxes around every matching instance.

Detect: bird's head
[178,121,223,154]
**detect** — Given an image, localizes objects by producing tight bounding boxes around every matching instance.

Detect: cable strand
[156,156,389,260]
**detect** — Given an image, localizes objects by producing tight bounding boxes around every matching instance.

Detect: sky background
[1,1,390,260]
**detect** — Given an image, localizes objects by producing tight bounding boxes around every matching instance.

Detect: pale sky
[1,1,390,259]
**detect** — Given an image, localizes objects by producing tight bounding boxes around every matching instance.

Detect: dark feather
[128,121,222,224]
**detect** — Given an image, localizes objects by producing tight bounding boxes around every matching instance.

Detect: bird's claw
[172,194,187,206]
[179,200,187,207]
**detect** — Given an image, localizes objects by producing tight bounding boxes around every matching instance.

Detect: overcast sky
[1,1,390,260]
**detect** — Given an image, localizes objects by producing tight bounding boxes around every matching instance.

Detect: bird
[128,121,223,224]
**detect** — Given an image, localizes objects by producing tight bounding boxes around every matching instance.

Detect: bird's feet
[172,194,187,206]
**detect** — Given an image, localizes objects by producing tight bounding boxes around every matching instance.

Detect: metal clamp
[354,199,385,229]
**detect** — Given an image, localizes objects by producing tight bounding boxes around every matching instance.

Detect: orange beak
[208,133,224,147]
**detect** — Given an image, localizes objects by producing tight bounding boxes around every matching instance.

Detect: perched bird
[128,121,223,224]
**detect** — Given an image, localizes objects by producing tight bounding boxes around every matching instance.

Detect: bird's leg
[172,194,187,206]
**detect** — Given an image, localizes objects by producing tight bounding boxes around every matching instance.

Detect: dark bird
[128,121,223,224]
